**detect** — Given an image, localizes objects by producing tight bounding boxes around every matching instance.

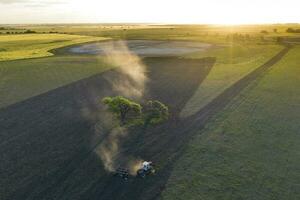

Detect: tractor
[136,161,155,178]
[114,168,129,180]
[114,161,155,180]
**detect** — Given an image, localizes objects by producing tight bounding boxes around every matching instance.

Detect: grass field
[0,25,289,110]
[0,55,116,109]
[181,44,283,117]
[0,34,107,61]
[162,46,300,200]
[0,33,112,109]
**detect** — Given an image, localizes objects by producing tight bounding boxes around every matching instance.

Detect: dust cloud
[95,127,127,172]
[93,41,147,174]
[102,40,148,99]
[127,158,144,176]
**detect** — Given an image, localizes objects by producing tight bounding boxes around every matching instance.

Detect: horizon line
[1,22,299,26]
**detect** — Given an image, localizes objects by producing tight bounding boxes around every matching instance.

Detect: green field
[0,34,107,61]
[1,25,294,110]
[181,44,283,117]
[0,33,113,108]
[0,55,116,109]
[162,46,300,200]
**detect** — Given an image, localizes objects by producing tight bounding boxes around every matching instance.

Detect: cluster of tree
[226,33,251,41]
[1,29,36,35]
[102,96,169,128]
[24,30,36,34]
[286,28,300,33]
[49,31,60,34]
[261,29,279,34]
[260,30,268,34]
[0,30,68,35]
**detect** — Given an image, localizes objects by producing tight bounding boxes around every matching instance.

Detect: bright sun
[1,0,299,24]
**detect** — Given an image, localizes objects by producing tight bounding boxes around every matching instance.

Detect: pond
[68,40,212,56]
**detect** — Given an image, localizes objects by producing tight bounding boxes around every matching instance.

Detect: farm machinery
[114,168,130,180]
[136,161,155,178]
[114,161,155,180]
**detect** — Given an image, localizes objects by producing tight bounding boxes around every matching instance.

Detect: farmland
[162,46,300,200]
[0,56,215,200]
[0,24,299,200]
[181,44,283,117]
[0,55,115,108]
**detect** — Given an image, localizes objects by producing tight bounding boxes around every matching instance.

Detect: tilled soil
[0,57,215,200]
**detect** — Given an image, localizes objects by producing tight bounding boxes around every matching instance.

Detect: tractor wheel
[137,169,146,178]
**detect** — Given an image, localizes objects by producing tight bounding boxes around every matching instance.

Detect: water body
[69,40,212,56]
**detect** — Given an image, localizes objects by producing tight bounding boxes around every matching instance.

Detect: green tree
[144,100,169,127]
[102,96,142,125]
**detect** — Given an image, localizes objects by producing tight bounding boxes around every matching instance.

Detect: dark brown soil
[0,57,215,200]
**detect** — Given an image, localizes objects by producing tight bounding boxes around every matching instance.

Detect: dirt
[0,57,214,200]
[0,45,290,200]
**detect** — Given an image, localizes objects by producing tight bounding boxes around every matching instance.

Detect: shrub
[144,100,169,127]
[260,30,268,34]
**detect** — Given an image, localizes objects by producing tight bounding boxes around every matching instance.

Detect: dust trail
[127,158,144,176]
[95,127,128,172]
[102,40,148,99]
[92,41,148,173]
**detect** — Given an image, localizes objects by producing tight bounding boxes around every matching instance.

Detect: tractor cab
[137,161,155,178]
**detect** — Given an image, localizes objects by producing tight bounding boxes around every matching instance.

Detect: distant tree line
[0,30,69,35]
[0,29,36,34]
[226,33,251,42]
[0,27,18,30]
[286,28,300,33]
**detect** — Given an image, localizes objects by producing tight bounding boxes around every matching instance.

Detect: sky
[0,0,299,24]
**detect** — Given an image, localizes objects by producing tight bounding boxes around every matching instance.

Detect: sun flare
[0,0,299,24]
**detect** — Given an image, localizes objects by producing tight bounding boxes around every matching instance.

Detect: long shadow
[85,57,215,200]
[0,69,117,200]
[0,57,215,200]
